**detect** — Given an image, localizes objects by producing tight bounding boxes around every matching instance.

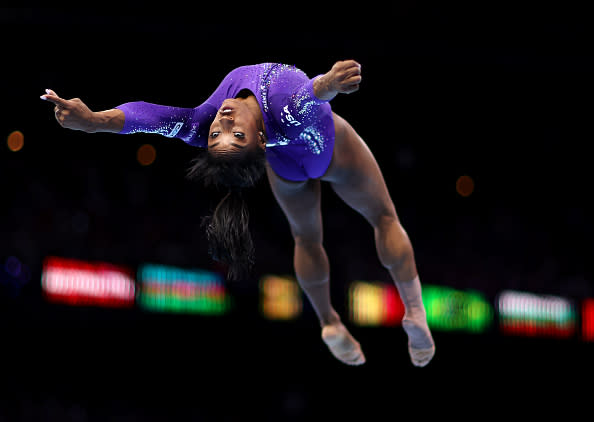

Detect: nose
[219,116,234,128]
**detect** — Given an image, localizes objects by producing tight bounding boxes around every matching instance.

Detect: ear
[259,131,266,145]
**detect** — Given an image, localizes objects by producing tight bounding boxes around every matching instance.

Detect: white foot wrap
[396,276,435,367]
[402,319,435,367]
[322,323,366,366]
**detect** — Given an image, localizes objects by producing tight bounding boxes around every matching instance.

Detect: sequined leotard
[116,63,334,181]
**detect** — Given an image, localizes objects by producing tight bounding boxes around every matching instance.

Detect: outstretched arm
[313,60,362,101]
[40,89,124,133]
[41,89,202,146]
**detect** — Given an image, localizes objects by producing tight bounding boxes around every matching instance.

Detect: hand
[40,89,98,133]
[326,60,362,94]
[314,60,362,101]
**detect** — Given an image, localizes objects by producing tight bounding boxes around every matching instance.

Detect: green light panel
[423,284,493,333]
[137,264,231,315]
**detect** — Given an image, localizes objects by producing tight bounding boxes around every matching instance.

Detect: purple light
[5,256,22,278]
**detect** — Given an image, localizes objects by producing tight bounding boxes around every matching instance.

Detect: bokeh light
[7,130,24,152]
[456,175,475,197]
[137,144,156,166]
[497,290,576,338]
[137,263,231,314]
[423,285,493,333]
[5,256,22,278]
[348,281,404,326]
[259,274,302,320]
[582,299,594,342]
[41,256,135,308]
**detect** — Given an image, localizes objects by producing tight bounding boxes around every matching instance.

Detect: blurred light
[497,290,576,338]
[456,175,474,197]
[1,255,31,297]
[581,299,594,342]
[41,256,135,307]
[259,275,302,320]
[5,256,22,278]
[423,285,493,333]
[348,281,404,326]
[137,144,156,166]
[137,263,231,315]
[7,130,24,152]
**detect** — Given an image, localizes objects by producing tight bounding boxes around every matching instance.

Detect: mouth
[219,99,239,115]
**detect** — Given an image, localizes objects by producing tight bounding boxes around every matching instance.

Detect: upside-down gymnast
[41,60,435,367]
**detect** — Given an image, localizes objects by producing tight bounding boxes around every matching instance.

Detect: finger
[345,66,362,78]
[345,75,362,85]
[343,60,361,71]
[344,83,360,94]
[40,93,69,107]
[55,113,65,126]
[45,89,58,96]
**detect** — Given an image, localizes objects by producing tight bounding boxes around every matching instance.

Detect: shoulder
[222,64,271,81]
[271,64,310,87]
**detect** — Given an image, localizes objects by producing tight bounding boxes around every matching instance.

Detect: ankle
[320,310,341,327]
[403,305,427,322]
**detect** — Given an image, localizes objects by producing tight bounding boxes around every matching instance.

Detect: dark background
[1,3,593,420]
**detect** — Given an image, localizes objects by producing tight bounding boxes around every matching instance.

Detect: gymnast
[41,60,435,367]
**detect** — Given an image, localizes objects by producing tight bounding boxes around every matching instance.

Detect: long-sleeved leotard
[116,63,334,181]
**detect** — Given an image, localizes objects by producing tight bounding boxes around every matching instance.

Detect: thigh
[266,164,323,241]
[322,113,397,226]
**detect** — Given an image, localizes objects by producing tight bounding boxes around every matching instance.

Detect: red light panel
[348,281,405,326]
[41,256,135,307]
[581,299,594,342]
[497,290,576,339]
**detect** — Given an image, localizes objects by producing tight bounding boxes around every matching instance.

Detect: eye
[234,132,245,139]
[210,132,220,139]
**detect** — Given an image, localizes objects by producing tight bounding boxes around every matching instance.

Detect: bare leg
[323,113,435,367]
[374,216,435,367]
[266,165,365,365]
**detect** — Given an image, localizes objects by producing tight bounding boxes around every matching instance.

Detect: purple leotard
[116,63,334,181]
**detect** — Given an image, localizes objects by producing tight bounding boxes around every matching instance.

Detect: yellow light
[259,275,302,320]
[137,144,156,166]
[456,175,474,197]
[7,130,24,152]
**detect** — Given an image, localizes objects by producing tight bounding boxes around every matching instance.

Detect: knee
[293,231,323,248]
[289,216,323,247]
[292,231,329,286]
[374,215,414,270]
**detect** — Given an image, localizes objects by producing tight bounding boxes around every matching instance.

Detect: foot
[322,323,366,366]
[402,315,435,367]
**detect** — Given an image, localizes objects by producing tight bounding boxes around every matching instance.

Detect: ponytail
[201,188,254,280]
[187,146,266,280]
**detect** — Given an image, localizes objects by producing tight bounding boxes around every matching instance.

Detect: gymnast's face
[208,98,264,158]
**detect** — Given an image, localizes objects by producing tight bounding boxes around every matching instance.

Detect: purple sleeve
[292,75,329,111]
[115,101,207,147]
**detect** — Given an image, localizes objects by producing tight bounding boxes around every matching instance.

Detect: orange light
[456,175,474,197]
[7,130,24,152]
[137,144,156,166]
[259,275,302,320]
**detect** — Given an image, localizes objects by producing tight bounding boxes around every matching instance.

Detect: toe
[340,348,366,366]
[322,323,366,366]
[409,346,435,367]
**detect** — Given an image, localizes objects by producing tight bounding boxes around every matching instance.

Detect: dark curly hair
[186,147,267,280]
